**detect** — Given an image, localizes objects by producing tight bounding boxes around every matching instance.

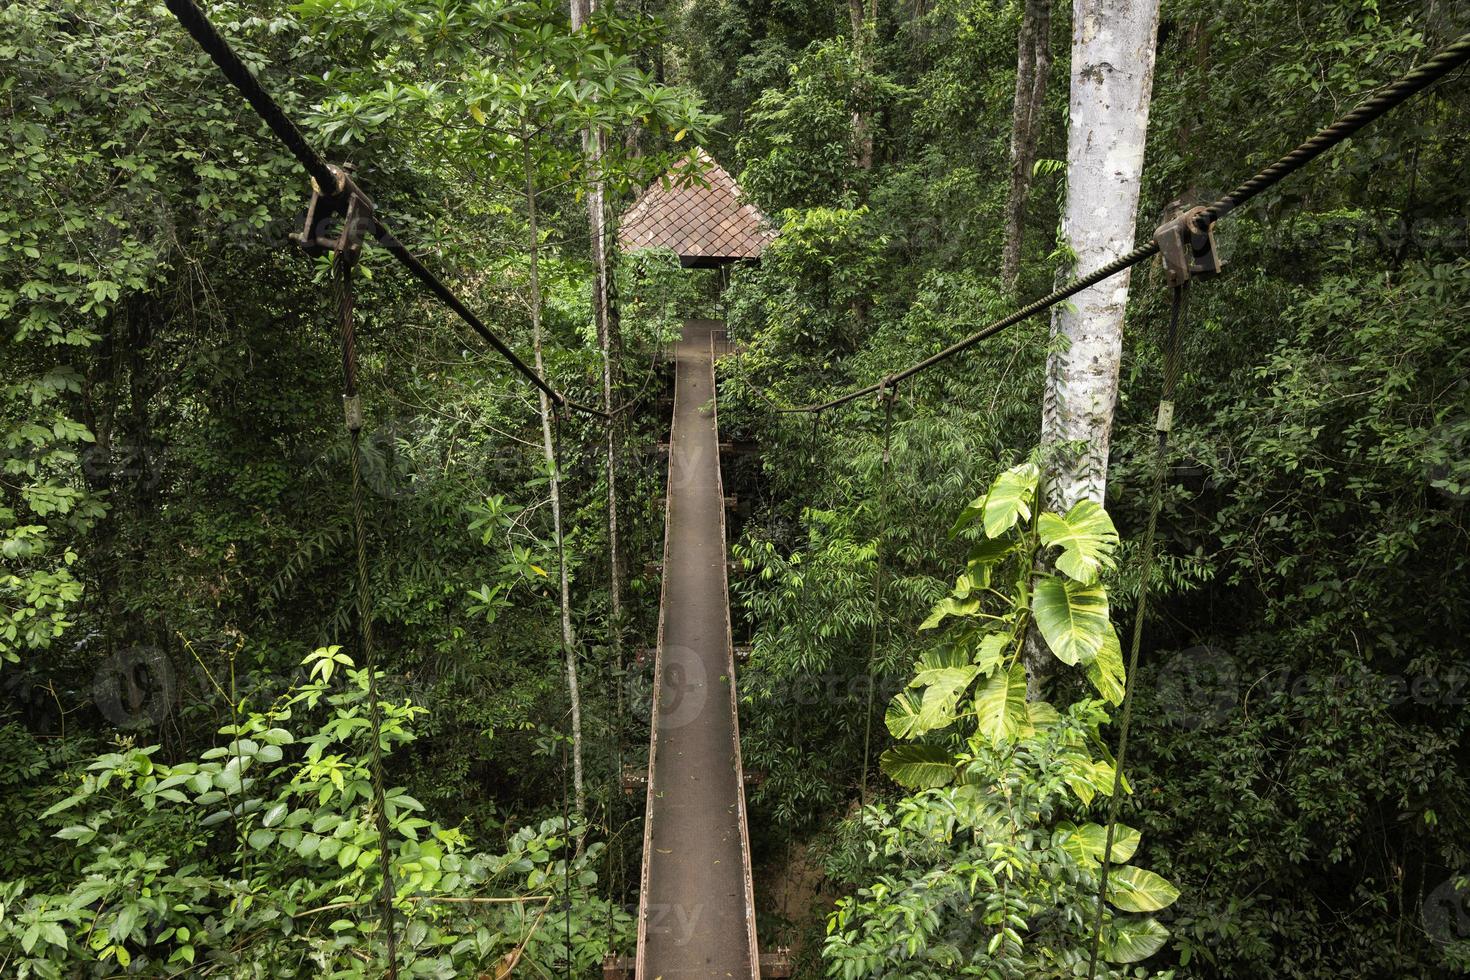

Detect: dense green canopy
[1,0,1467,977]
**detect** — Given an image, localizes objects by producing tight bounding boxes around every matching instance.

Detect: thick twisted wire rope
[1084,283,1189,979]
[162,0,607,420]
[777,31,1470,415]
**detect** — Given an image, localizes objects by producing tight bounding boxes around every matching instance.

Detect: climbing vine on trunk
[826,458,1178,977]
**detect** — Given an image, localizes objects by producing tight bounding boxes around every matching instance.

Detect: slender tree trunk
[1027,0,1161,690]
[570,0,625,736]
[848,0,878,172]
[848,0,879,328]
[524,139,585,815]
[1001,0,1053,292]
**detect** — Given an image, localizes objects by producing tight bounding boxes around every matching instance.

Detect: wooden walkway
[635,320,759,978]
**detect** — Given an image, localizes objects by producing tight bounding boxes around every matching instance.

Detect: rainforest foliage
[2,0,1469,977]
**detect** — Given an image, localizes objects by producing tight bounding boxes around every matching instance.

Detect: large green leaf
[1105,916,1170,964]
[910,645,972,686]
[885,691,925,739]
[982,461,1039,538]
[1086,622,1126,704]
[1061,755,1117,806]
[1056,821,1141,866]
[901,648,980,735]
[1107,865,1181,913]
[947,493,987,538]
[918,683,966,733]
[962,537,1013,590]
[1026,700,1060,730]
[974,661,1028,744]
[919,595,981,630]
[920,671,979,733]
[1038,499,1119,584]
[879,744,956,789]
[974,632,1009,674]
[1032,576,1109,666]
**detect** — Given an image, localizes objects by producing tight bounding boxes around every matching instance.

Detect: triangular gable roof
[618,149,777,265]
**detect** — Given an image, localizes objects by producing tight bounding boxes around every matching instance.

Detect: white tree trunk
[570,0,624,716]
[524,140,585,816]
[1041,0,1161,513]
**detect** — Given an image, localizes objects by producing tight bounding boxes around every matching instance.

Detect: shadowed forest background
[2,0,1469,976]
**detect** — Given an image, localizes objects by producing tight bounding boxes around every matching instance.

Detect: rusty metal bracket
[291,164,375,258]
[1153,205,1223,287]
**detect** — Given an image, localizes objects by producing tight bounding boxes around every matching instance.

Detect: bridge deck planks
[636,320,759,978]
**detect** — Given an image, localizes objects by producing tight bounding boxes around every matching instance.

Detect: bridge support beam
[602,949,793,978]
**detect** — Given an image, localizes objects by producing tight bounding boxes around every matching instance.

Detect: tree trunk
[1028,0,1161,691]
[571,0,625,746]
[1041,0,1161,513]
[524,139,585,816]
[1001,0,1053,292]
[848,0,879,327]
[848,0,878,172]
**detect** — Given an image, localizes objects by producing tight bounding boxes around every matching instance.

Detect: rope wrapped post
[323,185,402,979]
[858,378,899,818]
[549,404,576,979]
[1084,278,1191,979]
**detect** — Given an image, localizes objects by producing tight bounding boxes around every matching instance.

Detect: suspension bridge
[155,1,1470,975]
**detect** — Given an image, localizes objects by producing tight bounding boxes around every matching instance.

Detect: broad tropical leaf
[910,645,972,686]
[974,661,1028,744]
[982,461,1039,538]
[1057,821,1141,865]
[918,681,968,733]
[885,691,925,739]
[920,595,981,630]
[963,536,1013,589]
[1107,865,1181,913]
[880,744,957,789]
[948,493,987,538]
[974,632,1009,674]
[1026,700,1060,730]
[1032,576,1109,666]
[906,648,979,734]
[1086,622,1126,704]
[1105,916,1170,964]
[1062,755,1117,806]
[1038,499,1119,583]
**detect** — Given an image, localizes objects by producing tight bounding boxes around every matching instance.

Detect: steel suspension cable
[1084,284,1190,979]
[334,250,401,979]
[161,0,606,419]
[778,30,1470,415]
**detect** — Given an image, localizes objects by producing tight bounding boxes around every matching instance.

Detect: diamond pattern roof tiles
[618,149,777,262]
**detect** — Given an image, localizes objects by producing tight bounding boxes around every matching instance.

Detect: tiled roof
[618,149,777,262]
